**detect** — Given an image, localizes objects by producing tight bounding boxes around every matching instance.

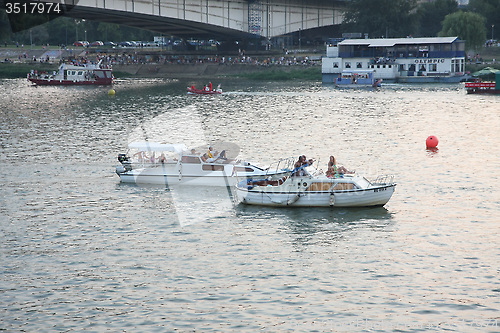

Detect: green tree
[416,0,458,37]
[97,23,122,42]
[342,0,418,38]
[439,11,486,50]
[0,10,11,41]
[468,0,500,40]
[46,17,74,45]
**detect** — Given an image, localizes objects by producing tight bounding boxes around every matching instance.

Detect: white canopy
[128,142,188,153]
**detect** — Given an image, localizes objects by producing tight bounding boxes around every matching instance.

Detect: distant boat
[335,71,382,87]
[465,71,500,94]
[187,83,222,95]
[27,60,113,86]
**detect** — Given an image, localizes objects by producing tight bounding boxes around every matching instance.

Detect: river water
[1,77,499,332]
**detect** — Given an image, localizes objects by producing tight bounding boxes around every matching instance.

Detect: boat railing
[265,157,295,176]
[371,174,395,185]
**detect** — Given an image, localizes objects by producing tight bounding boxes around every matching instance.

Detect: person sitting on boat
[293,155,313,177]
[292,156,304,176]
[208,82,213,91]
[206,146,219,163]
[326,155,354,178]
[207,146,214,157]
[201,153,208,162]
[215,150,227,162]
[133,151,147,163]
[301,155,314,167]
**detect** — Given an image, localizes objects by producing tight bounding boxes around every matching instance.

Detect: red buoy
[426,135,439,148]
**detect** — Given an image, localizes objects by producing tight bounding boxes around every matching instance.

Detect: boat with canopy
[116,142,287,186]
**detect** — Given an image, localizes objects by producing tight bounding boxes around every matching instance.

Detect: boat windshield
[265,157,319,178]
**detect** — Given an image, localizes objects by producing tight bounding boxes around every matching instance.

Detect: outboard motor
[118,154,129,163]
[117,154,132,172]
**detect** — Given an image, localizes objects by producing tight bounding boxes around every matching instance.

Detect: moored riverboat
[27,60,113,86]
[465,72,500,94]
[323,37,470,84]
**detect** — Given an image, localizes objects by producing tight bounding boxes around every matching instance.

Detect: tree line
[1,0,499,50]
[343,0,500,50]
[0,10,155,46]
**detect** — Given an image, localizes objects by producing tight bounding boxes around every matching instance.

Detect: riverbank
[2,45,499,81]
[0,61,322,80]
[0,46,323,80]
[112,62,321,80]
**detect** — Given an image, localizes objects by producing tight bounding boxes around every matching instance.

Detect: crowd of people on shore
[91,53,319,67]
[4,47,319,67]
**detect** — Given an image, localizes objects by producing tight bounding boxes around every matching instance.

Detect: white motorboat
[115,142,287,186]
[235,162,396,207]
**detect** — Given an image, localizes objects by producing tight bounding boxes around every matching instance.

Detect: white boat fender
[329,193,335,206]
[286,192,303,205]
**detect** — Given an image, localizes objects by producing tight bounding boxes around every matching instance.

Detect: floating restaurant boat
[335,70,382,87]
[235,161,396,207]
[115,142,286,186]
[27,60,113,86]
[323,37,470,84]
[187,83,222,95]
[465,72,500,94]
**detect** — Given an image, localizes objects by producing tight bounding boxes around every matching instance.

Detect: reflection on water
[236,205,393,247]
[236,204,392,224]
[426,146,439,157]
[1,78,500,332]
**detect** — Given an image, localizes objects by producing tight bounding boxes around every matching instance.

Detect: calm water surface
[1,77,499,332]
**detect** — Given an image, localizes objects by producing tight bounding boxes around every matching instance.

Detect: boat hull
[118,170,237,186]
[116,163,286,187]
[187,87,222,95]
[28,78,113,85]
[395,75,469,83]
[236,177,396,207]
[464,82,500,94]
[465,89,500,94]
[236,183,396,207]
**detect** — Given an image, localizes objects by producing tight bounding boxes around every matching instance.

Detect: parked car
[90,41,104,47]
[103,41,117,47]
[73,41,89,47]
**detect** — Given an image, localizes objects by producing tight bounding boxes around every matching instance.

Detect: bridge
[21,0,347,40]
